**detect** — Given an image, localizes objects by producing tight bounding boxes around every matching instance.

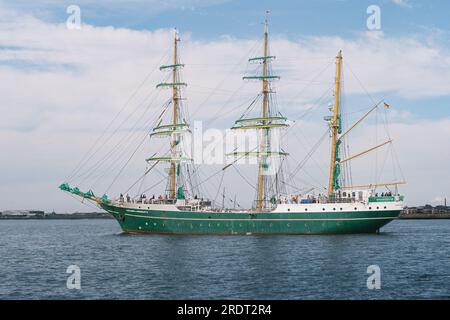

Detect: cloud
[392,0,412,8]
[0,7,449,211]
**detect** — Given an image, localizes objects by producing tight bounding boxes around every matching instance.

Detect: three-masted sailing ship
[60,18,405,235]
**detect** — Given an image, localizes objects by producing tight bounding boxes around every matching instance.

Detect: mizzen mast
[325,51,404,196]
[328,50,343,197]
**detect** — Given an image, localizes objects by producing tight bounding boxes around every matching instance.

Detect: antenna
[264,10,270,32]
[222,187,226,209]
[174,27,180,42]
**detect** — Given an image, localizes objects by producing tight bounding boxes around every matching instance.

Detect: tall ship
[60,18,405,235]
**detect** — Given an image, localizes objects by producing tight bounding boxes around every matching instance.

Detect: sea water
[0,219,449,299]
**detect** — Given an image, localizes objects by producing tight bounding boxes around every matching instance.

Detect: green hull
[101,203,400,235]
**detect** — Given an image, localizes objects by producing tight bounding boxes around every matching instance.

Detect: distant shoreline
[399,214,450,220]
[0,212,113,220]
[401,206,450,220]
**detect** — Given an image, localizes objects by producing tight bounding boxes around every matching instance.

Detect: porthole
[305,208,308,212]
[369,207,372,210]
[340,208,343,211]
[354,207,357,210]
[288,209,291,212]
[322,208,325,211]
[333,208,336,211]
[384,206,387,209]
[377,207,379,210]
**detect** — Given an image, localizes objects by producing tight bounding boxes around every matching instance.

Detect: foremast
[150,29,190,200]
[60,30,195,204]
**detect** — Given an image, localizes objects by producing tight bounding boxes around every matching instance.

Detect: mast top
[264,10,270,33]
[174,28,180,42]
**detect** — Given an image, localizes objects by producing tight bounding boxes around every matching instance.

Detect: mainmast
[256,17,270,210]
[231,14,288,210]
[328,50,343,197]
[170,30,180,199]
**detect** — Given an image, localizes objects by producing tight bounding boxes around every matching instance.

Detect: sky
[1,0,450,212]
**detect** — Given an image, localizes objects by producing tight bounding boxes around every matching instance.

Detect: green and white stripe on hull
[101,203,401,235]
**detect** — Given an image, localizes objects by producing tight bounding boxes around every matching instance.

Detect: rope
[189,39,260,120]
[123,159,163,195]
[86,98,171,189]
[232,165,257,191]
[139,176,168,195]
[73,91,166,185]
[66,48,171,182]
[213,171,225,206]
[65,193,101,212]
[105,133,149,193]
[290,128,329,179]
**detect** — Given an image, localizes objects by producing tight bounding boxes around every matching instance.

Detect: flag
[384,102,390,109]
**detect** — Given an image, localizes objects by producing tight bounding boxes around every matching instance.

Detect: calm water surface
[0,219,449,299]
